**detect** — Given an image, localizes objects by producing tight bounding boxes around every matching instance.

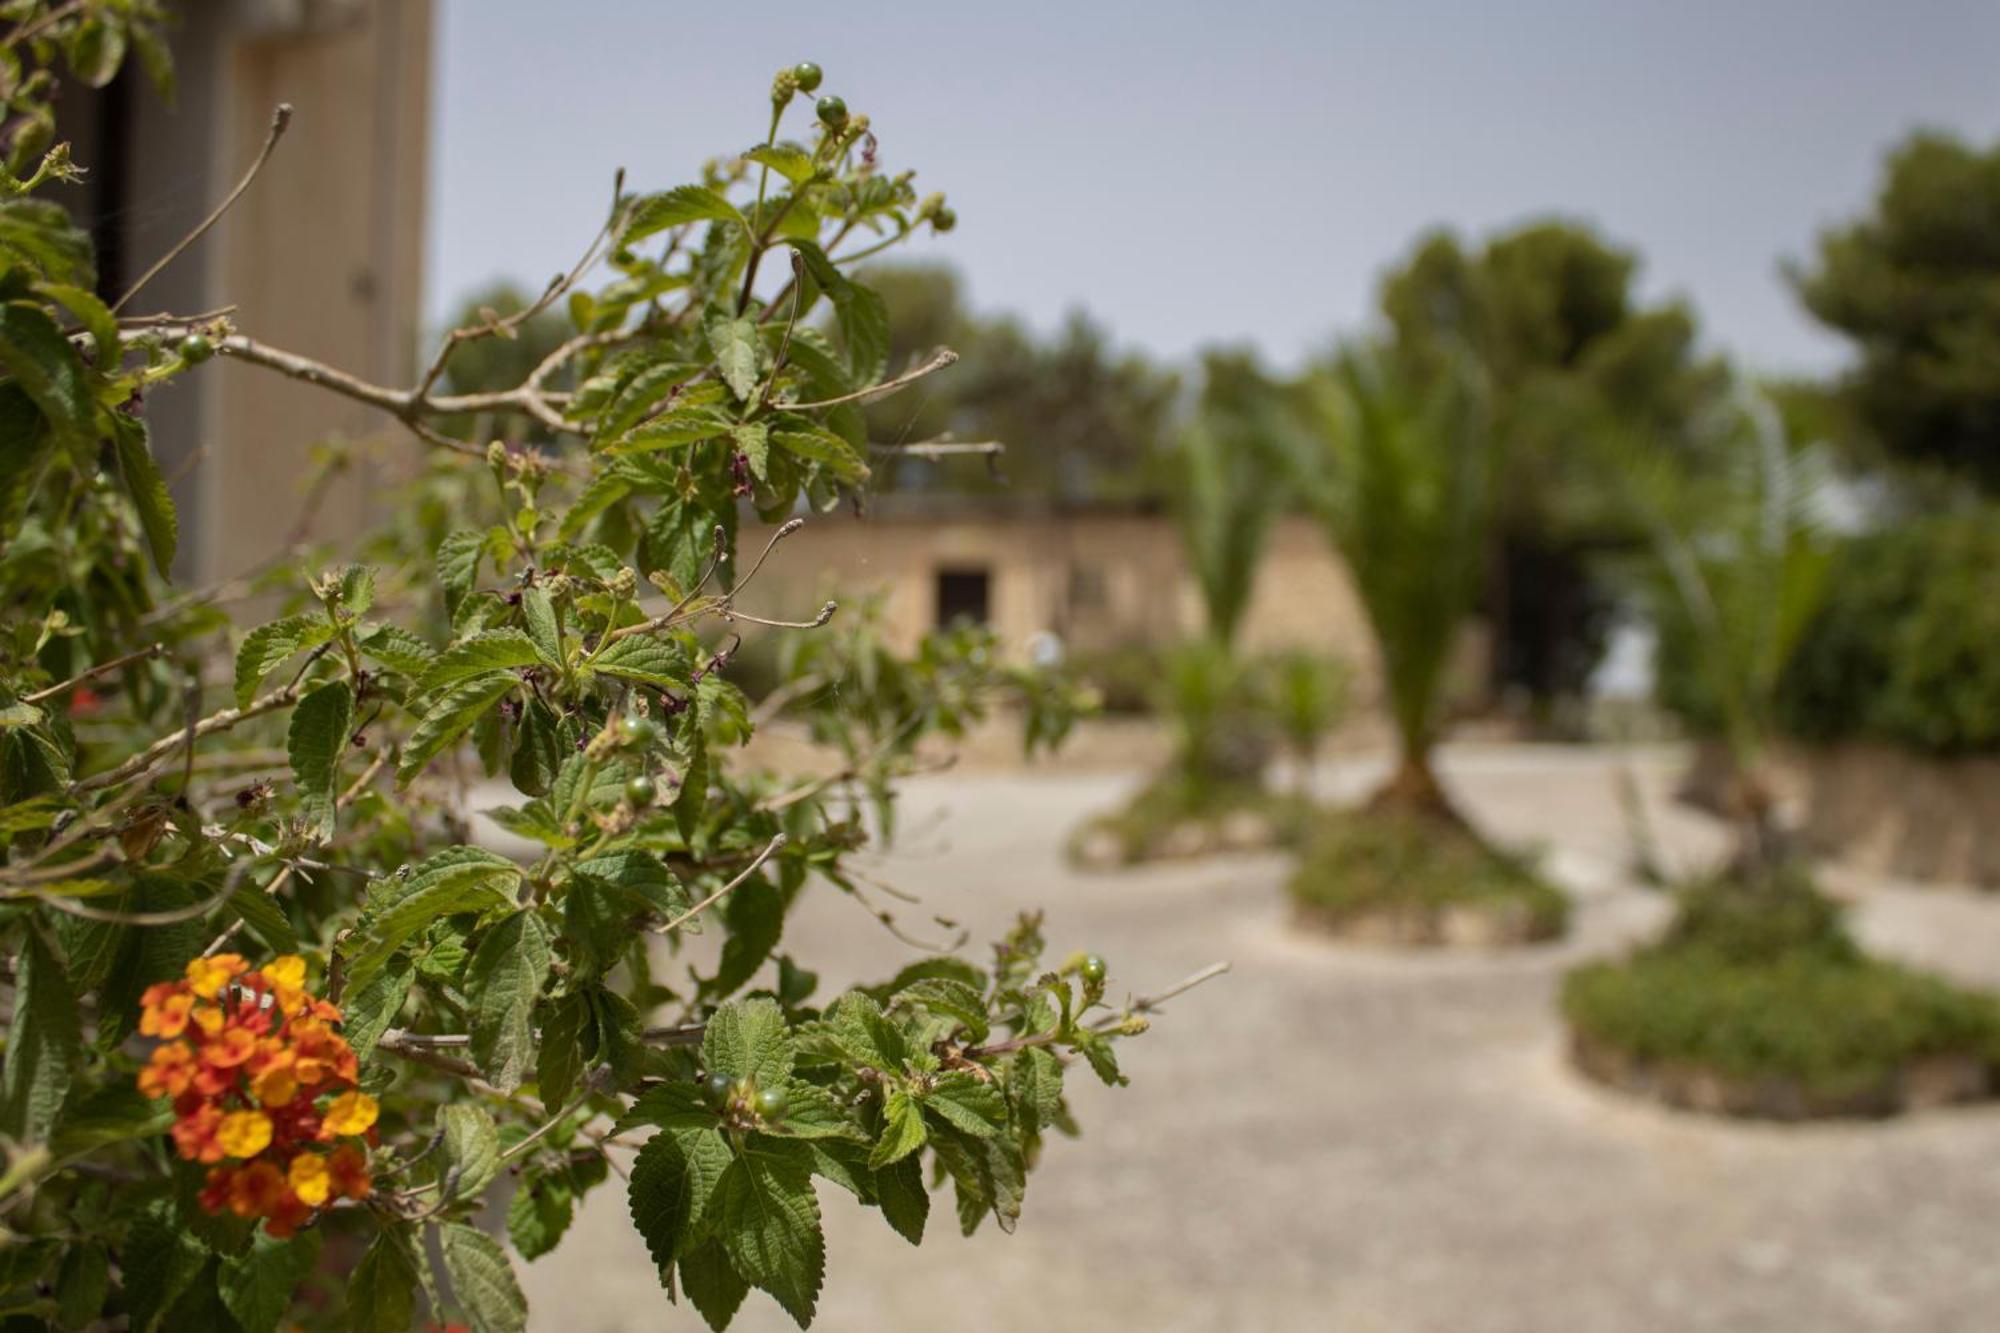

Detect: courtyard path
[517,744,2000,1332]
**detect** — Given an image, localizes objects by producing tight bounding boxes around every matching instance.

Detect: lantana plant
[0,7,1219,1330]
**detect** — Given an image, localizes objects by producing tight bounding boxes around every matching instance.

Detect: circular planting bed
[1068,778,1308,869]
[1562,930,2000,1120]
[1285,808,1568,948]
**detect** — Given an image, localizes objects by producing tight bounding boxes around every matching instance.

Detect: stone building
[746,498,1410,697]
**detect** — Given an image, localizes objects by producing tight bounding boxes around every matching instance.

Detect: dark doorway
[935,567,991,628]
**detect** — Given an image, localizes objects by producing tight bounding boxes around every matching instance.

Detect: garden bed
[1563,922,2000,1119]
[1068,776,1310,868]
[1285,807,1568,947]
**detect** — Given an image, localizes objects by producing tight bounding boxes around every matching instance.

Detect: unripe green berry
[1080,954,1107,985]
[617,715,652,746]
[755,1085,789,1120]
[815,95,848,128]
[703,1071,733,1107]
[625,774,658,808]
[931,207,958,234]
[180,332,215,364]
[793,62,822,92]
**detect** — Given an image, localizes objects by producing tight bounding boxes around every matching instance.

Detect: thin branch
[1,0,86,53]
[874,438,1006,460]
[113,104,293,314]
[23,643,163,704]
[651,834,785,935]
[71,682,303,795]
[779,347,958,411]
[415,171,626,400]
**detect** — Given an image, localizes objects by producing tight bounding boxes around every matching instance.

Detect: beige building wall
[745,509,1394,698]
[118,0,431,582]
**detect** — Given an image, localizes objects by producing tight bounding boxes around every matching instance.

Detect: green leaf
[873,1155,929,1246]
[614,1082,716,1135]
[520,586,562,666]
[715,1148,824,1327]
[54,1242,110,1331]
[923,1072,1006,1138]
[732,420,770,480]
[417,631,544,693]
[589,634,690,691]
[335,564,378,614]
[46,1083,170,1158]
[287,679,352,841]
[745,143,817,185]
[895,977,990,1043]
[867,1089,928,1170]
[771,422,869,483]
[0,928,78,1144]
[0,199,96,288]
[343,846,520,991]
[342,954,414,1064]
[218,1229,322,1333]
[234,615,334,708]
[627,1128,732,1274]
[678,1238,751,1332]
[702,996,793,1087]
[222,880,297,955]
[439,1221,527,1333]
[37,281,118,366]
[436,528,484,614]
[598,359,702,438]
[1012,1047,1065,1133]
[119,1204,204,1333]
[346,1228,419,1333]
[508,696,564,797]
[534,992,588,1108]
[707,315,762,401]
[706,877,781,999]
[767,1082,859,1141]
[438,1104,502,1204]
[467,911,551,1092]
[357,623,437,679]
[397,673,519,783]
[110,416,179,574]
[506,1168,574,1262]
[676,729,709,842]
[556,470,631,540]
[0,302,94,449]
[625,185,746,243]
[604,404,733,458]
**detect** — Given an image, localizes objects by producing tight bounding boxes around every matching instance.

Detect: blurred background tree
[1380,222,1730,722]
[861,263,1180,504]
[1789,131,2000,494]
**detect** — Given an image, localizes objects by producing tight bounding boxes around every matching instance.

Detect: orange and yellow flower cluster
[138,953,378,1237]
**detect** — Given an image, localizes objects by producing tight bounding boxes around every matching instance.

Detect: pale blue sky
[428,1,2000,376]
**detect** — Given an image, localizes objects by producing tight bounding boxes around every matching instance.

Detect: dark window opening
[935,567,991,628]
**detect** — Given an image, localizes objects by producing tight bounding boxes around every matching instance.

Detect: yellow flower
[186,954,248,1001]
[321,1090,378,1137]
[216,1109,273,1159]
[288,1151,332,1206]
[262,955,308,1013]
[250,1063,299,1108]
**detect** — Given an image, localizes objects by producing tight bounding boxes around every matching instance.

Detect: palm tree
[1599,392,1832,876]
[1288,344,1492,821]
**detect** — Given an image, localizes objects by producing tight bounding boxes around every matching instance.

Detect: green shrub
[1070,770,1310,866]
[1658,508,2000,755]
[1779,508,2000,754]
[1286,808,1568,935]
[1068,641,1163,716]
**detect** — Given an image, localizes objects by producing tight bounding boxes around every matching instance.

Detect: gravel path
[517,744,2000,1332]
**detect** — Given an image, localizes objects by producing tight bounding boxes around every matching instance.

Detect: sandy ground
[515,743,2000,1332]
